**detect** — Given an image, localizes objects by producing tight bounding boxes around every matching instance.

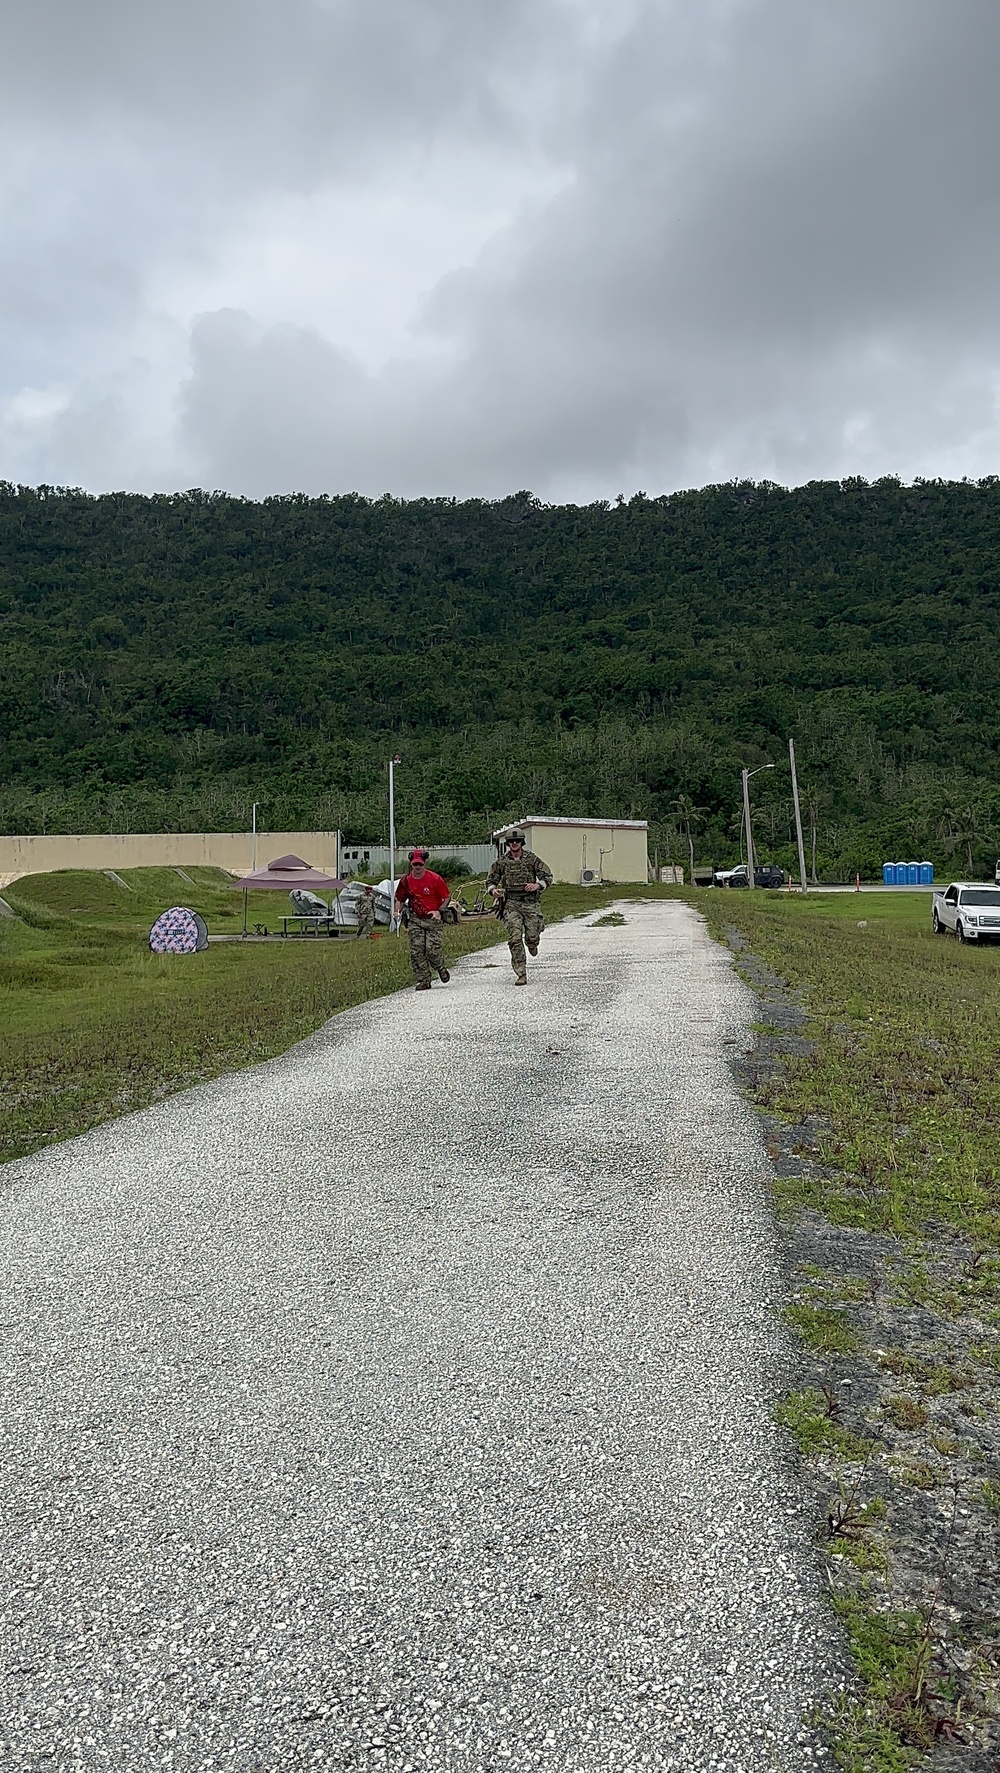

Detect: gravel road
[0,900,837,1771]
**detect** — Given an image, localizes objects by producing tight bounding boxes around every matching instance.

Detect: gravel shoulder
[0,900,838,1771]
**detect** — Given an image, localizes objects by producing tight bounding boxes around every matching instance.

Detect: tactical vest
[499,853,543,897]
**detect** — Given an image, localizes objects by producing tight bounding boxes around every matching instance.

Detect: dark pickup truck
[716,863,786,889]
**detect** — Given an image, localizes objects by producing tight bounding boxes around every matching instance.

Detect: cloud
[4,0,1000,498]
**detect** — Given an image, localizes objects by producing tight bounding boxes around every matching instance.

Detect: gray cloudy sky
[2,0,1000,500]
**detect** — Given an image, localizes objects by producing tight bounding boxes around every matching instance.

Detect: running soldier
[487,830,553,985]
[354,884,376,939]
[395,849,452,990]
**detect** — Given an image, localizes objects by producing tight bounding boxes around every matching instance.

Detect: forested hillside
[2,476,999,878]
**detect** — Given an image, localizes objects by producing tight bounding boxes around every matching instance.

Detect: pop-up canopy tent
[232,853,349,935]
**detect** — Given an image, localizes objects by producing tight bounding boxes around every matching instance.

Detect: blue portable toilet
[919,862,934,885]
[906,862,919,885]
[882,862,895,885]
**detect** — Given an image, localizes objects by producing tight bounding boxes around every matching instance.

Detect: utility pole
[788,739,808,894]
[388,755,401,931]
[251,801,259,872]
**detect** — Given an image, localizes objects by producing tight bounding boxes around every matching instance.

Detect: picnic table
[280,914,344,938]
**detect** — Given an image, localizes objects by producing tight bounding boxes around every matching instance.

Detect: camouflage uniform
[355,892,376,939]
[407,915,445,984]
[486,848,553,978]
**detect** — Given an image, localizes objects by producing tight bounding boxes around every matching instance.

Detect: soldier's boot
[438,968,450,982]
[526,942,539,956]
[415,980,432,991]
[515,973,527,986]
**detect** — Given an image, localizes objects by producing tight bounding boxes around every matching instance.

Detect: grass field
[697,887,1000,1250]
[0,867,628,1168]
[695,887,1000,1767]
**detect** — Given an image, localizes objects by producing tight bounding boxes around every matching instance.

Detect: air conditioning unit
[580,868,602,886]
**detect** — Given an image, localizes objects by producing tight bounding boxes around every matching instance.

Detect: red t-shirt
[395,870,450,918]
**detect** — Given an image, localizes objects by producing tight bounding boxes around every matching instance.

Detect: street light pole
[741,763,775,889]
[788,739,808,894]
[741,769,755,890]
[388,755,402,931]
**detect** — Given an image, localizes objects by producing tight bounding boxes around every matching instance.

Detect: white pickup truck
[932,881,1000,942]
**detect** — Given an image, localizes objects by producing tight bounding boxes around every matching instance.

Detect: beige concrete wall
[0,831,340,886]
[524,822,649,884]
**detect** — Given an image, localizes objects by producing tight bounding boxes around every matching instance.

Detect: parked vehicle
[721,863,787,889]
[931,881,1000,942]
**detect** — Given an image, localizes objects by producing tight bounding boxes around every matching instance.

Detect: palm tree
[936,801,982,876]
[672,794,706,887]
[805,789,828,884]
[726,805,747,867]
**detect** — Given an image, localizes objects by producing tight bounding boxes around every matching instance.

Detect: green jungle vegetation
[3,476,1000,879]
[698,889,1000,1766]
[0,866,625,1168]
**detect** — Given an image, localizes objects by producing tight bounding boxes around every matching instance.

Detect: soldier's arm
[486,859,504,897]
